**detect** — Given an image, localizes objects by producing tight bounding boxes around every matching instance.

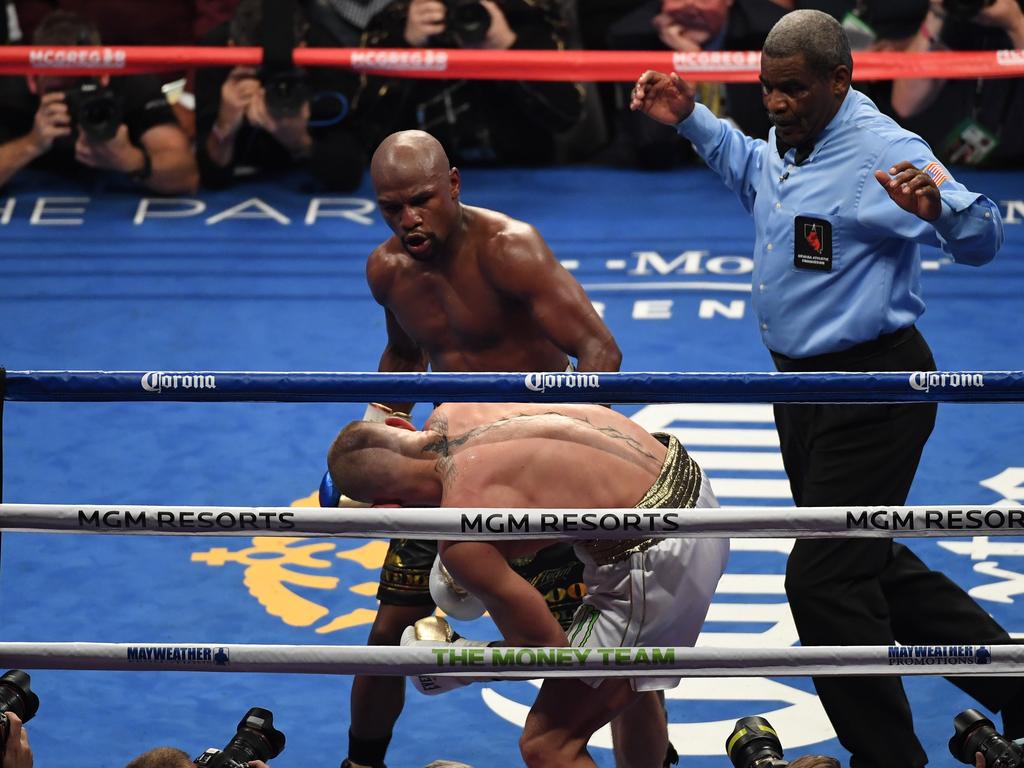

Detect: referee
[631,10,1023,768]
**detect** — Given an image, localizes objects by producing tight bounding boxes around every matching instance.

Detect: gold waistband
[581,434,701,566]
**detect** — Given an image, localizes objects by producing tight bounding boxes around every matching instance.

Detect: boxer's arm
[482,228,621,372]
[367,247,427,413]
[374,308,427,415]
[441,541,568,647]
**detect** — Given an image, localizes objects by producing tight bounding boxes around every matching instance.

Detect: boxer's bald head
[371,131,462,261]
[328,421,441,505]
[371,130,450,186]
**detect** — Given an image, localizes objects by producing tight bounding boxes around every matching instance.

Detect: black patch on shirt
[794,215,832,272]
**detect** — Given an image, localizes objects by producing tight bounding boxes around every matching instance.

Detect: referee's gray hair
[763,10,854,77]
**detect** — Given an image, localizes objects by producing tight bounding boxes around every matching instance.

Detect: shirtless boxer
[339,130,622,768]
[328,403,729,768]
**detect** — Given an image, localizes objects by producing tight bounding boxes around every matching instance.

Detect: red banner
[0,46,1022,82]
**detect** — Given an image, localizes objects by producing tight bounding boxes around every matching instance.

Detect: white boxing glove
[429,556,486,621]
[400,616,493,696]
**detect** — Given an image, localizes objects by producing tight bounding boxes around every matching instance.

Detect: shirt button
[767,243,774,251]
[761,322,769,331]
[775,202,782,210]
[984,211,992,219]
[759,282,766,292]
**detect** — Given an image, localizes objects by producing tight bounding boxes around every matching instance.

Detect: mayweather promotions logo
[191,492,386,634]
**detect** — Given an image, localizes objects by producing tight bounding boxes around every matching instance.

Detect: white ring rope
[1,503,1022,538]
[0,642,1017,678]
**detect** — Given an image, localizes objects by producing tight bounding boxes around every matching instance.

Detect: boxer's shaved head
[371,130,463,261]
[371,130,451,189]
[329,421,399,503]
[328,421,441,505]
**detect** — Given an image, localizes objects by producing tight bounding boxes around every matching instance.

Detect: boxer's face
[375,167,461,261]
[760,53,848,149]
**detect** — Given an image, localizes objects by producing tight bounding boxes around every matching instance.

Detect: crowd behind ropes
[0,0,1021,196]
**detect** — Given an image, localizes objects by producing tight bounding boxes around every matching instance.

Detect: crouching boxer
[321,410,591,765]
[328,403,729,768]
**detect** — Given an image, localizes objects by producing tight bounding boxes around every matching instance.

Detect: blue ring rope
[4,370,1023,403]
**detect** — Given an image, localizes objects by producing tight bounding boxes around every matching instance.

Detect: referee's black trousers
[772,326,1024,768]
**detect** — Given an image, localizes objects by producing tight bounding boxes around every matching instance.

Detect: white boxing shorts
[567,434,729,691]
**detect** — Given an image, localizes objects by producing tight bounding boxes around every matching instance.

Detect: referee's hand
[630,70,696,126]
[874,161,941,222]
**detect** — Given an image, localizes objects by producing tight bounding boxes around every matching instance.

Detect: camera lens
[726,716,787,768]
[261,69,309,119]
[446,0,490,46]
[219,708,286,764]
[67,82,121,142]
[949,709,1024,767]
[0,670,40,724]
[0,670,40,755]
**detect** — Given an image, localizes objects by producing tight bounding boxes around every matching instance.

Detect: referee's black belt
[770,325,919,371]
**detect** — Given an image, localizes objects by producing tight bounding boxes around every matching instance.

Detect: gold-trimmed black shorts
[377,538,438,606]
[377,539,586,626]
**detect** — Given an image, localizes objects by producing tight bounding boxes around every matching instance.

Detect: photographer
[125,707,282,767]
[0,10,198,193]
[725,714,842,768]
[890,0,1024,166]
[356,0,584,165]
[604,0,785,168]
[2,712,32,768]
[195,0,366,191]
[124,749,270,768]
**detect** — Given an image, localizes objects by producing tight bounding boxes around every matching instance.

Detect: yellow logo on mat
[191,491,386,633]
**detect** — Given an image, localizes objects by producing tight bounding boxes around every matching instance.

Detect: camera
[259,68,310,120]
[949,709,1024,767]
[941,0,996,21]
[726,716,788,767]
[0,670,40,757]
[192,708,285,768]
[63,79,123,142]
[430,0,492,47]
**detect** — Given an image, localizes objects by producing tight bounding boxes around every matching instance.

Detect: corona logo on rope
[141,371,217,393]
[908,371,984,393]
[523,372,600,393]
[191,492,386,634]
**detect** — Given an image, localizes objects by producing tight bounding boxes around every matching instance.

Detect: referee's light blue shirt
[678,88,1002,359]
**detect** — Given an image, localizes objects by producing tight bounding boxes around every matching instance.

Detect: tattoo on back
[422,412,659,481]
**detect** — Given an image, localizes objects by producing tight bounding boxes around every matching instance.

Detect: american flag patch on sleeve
[924,161,951,187]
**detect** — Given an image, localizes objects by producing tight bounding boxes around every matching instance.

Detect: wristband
[363,403,412,422]
[129,148,152,182]
[210,121,236,144]
[919,18,944,48]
